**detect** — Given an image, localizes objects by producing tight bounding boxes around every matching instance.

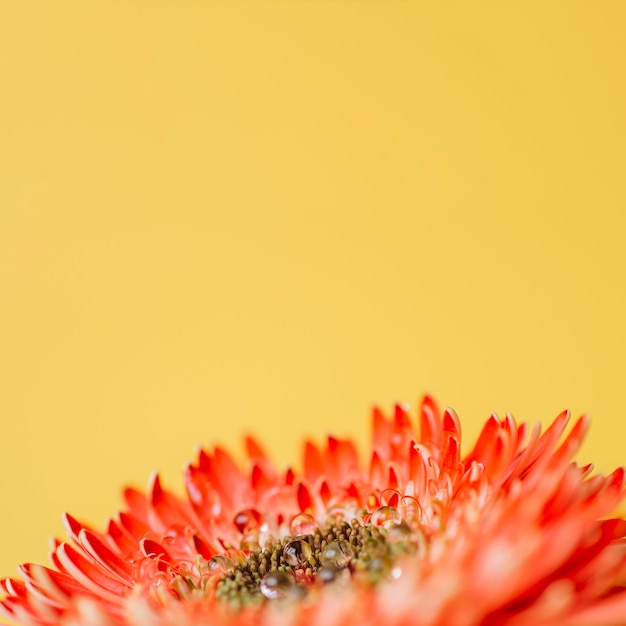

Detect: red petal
[62,513,91,546]
[346,482,360,500]
[192,534,213,560]
[370,450,385,487]
[409,444,428,496]
[140,538,172,562]
[1,578,26,598]
[420,395,443,451]
[78,530,134,583]
[304,441,324,484]
[388,464,400,490]
[197,448,212,473]
[319,480,331,506]
[442,407,462,442]
[465,414,500,466]
[442,435,461,477]
[245,436,267,460]
[372,406,392,456]
[251,463,272,491]
[532,409,571,461]
[56,543,129,600]
[297,482,312,512]
[118,512,148,542]
[107,517,138,556]
[284,467,295,486]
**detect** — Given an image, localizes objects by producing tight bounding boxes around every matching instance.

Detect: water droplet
[320,540,353,568]
[386,521,413,543]
[259,570,294,599]
[240,529,260,551]
[283,539,312,567]
[162,524,188,548]
[206,555,235,575]
[317,565,350,584]
[233,508,262,533]
[371,505,401,528]
[290,583,308,599]
[326,503,360,523]
[367,556,386,573]
[289,513,317,536]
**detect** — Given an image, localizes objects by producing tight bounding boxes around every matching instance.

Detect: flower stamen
[215,515,418,605]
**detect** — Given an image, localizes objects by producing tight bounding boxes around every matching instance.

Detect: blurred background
[1,1,625,582]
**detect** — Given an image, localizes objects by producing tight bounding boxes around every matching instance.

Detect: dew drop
[289,513,317,536]
[371,505,402,528]
[326,503,360,523]
[259,570,294,599]
[206,555,235,575]
[283,539,313,567]
[317,565,350,584]
[161,524,188,551]
[233,508,262,533]
[319,540,353,568]
[240,529,260,551]
[386,521,413,543]
[367,556,386,574]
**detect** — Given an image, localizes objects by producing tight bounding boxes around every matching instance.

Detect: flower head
[3,396,626,625]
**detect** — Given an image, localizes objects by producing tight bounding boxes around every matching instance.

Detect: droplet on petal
[371,505,402,528]
[259,570,294,599]
[326,503,360,523]
[283,539,313,567]
[289,513,317,536]
[206,555,236,575]
[320,540,353,568]
[240,529,260,551]
[233,508,262,533]
[161,524,188,552]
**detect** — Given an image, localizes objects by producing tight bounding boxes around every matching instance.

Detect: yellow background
[1,0,625,585]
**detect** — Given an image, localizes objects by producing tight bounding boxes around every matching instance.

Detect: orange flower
[3,397,626,625]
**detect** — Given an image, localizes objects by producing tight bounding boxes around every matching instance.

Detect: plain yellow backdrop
[1,0,625,589]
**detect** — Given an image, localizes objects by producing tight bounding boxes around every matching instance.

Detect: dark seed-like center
[215,518,416,606]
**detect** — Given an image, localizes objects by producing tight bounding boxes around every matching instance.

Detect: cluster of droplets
[205,502,424,604]
[247,537,355,601]
[255,512,357,599]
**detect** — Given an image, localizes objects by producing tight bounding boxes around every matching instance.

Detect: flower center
[213,513,418,606]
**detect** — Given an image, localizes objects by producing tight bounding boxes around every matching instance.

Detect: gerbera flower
[3,396,626,626]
